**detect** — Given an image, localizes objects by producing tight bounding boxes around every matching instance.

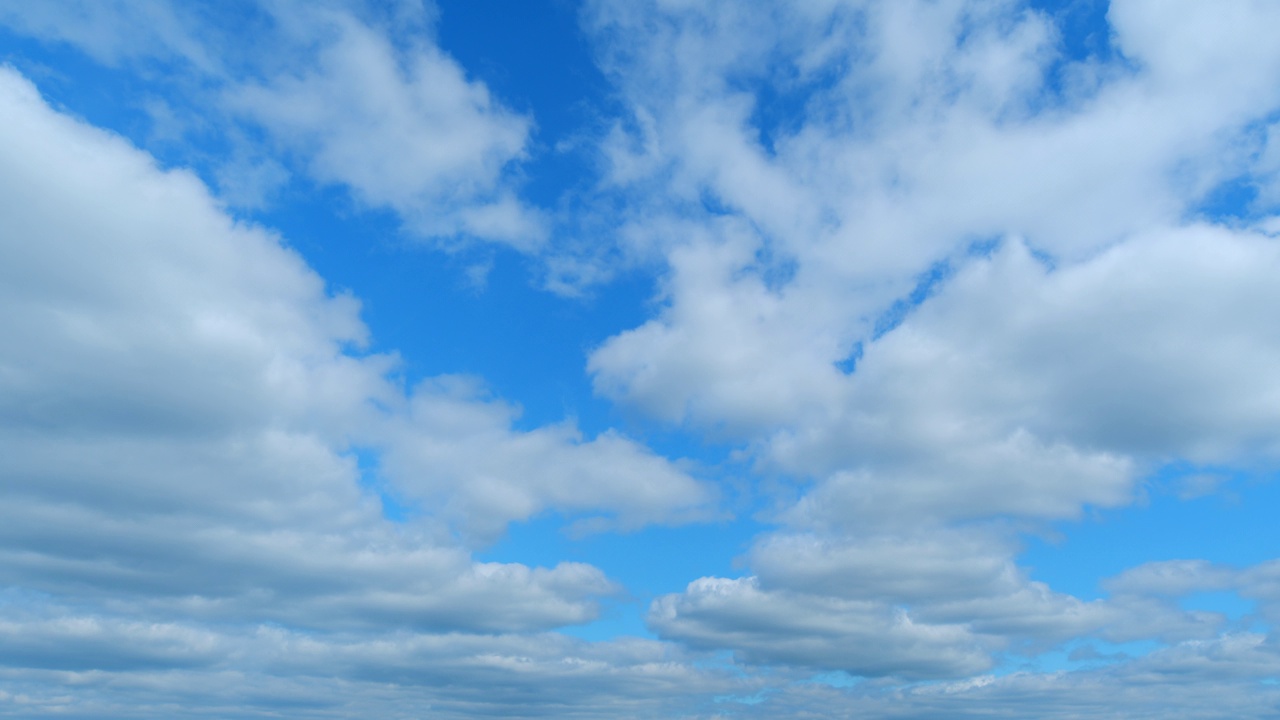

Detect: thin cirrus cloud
[3,0,1280,718]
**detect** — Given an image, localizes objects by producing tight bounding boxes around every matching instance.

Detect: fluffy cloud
[649,575,993,679]
[0,62,715,713]
[227,5,544,246]
[378,375,715,541]
[768,226,1280,527]
[587,0,1280,435]
[581,0,1280,679]
[5,0,1280,716]
[651,526,1230,680]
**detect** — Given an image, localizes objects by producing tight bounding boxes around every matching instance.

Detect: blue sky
[2,0,1280,717]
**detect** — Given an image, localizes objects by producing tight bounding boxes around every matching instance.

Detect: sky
[1,0,1280,717]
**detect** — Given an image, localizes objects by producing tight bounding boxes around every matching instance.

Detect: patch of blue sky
[1025,0,1134,110]
[273,199,658,435]
[556,603,652,642]
[1020,463,1280,601]
[0,30,163,153]
[863,234,1008,348]
[835,341,863,375]
[434,0,609,208]
[802,671,861,689]
[346,447,416,523]
[1193,175,1263,223]
[743,53,857,157]
[1180,111,1280,223]
[1028,0,1116,64]
[870,258,954,340]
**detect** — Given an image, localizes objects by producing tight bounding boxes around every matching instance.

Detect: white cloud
[579,0,1280,680]
[0,0,544,248]
[650,525,1228,678]
[649,575,993,679]
[6,0,1280,714]
[748,530,1021,603]
[227,7,544,247]
[0,64,708,653]
[377,375,716,541]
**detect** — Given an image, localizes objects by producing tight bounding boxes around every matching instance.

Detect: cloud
[6,0,1280,716]
[650,525,1229,678]
[577,0,1280,681]
[0,62,715,701]
[0,605,746,718]
[377,375,716,541]
[703,638,1280,719]
[764,227,1280,527]
[227,6,544,247]
[586,0,1280,436]
[0,0,543,247]
[649,575,994,679]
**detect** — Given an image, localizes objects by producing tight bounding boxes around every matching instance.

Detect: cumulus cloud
[377,375,715,541]
[764,227,1280,528]
[6,0,1280,716]
[227,5,544,246]
[651,526,1231,680]
[587,0,1280,435]
[578,0,1280,680]
[649,575,993,679]
[0,62,716,713]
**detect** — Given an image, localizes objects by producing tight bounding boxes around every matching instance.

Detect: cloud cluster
[579,0,1280,684]
[0,61,719,715]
